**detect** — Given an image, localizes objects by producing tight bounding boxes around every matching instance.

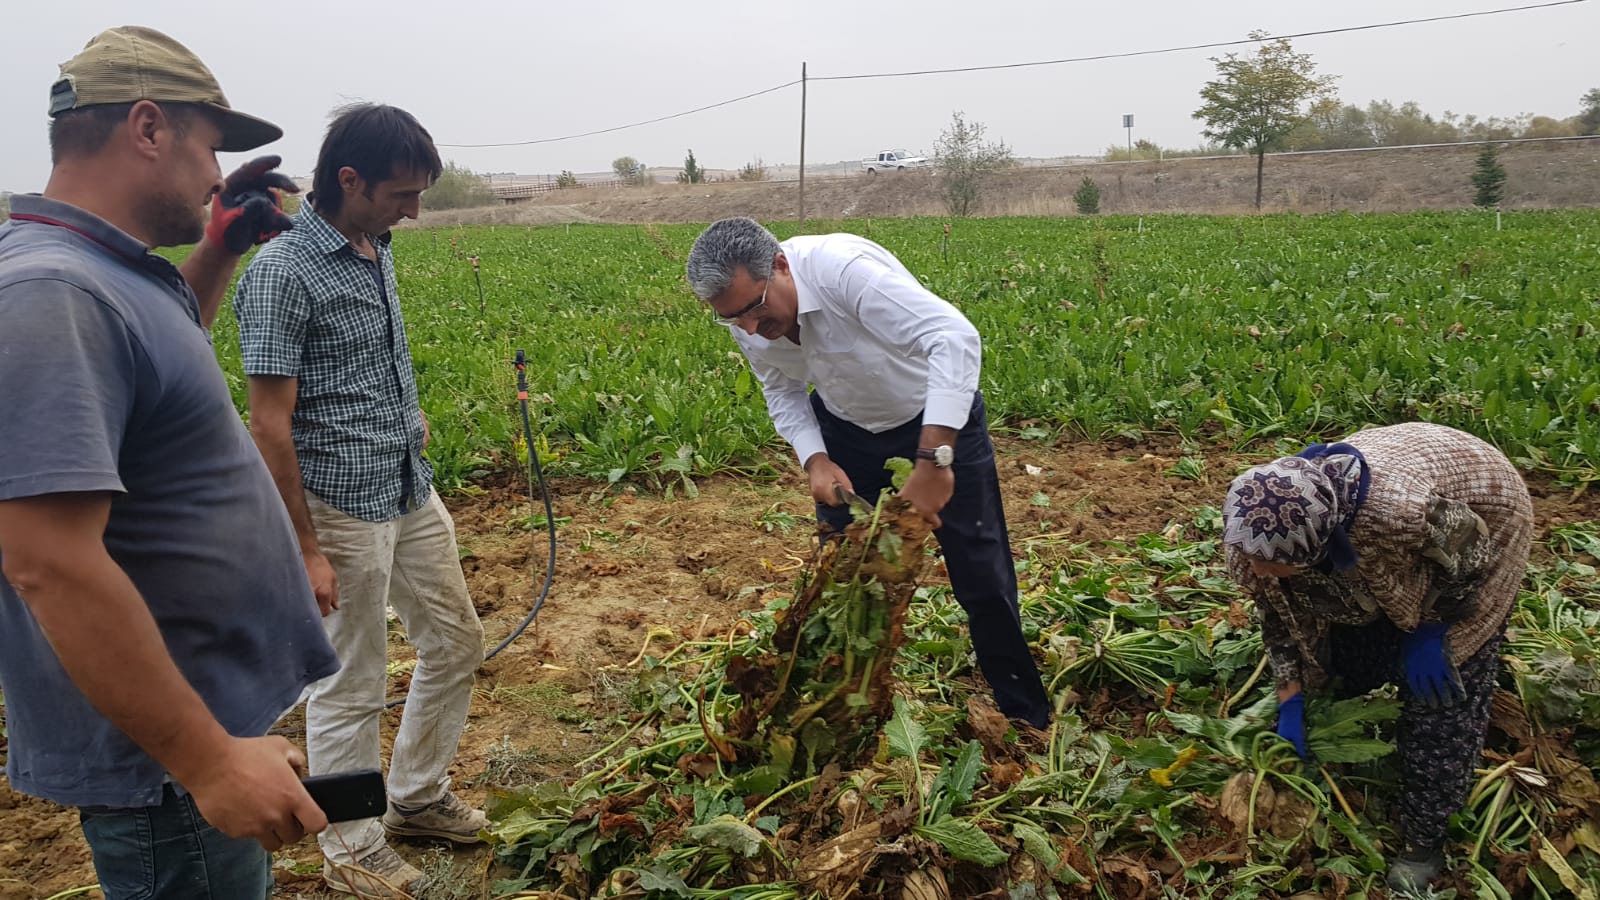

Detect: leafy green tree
[1367,100,1461,146]
[1102,139,1171,162]
[1522,115,1577,139]
[934,111,1013,217]
[421,161,497,211]
[1449,111,1521,143]
[1073,176,1101,215]
[1193,32,1337,209]
[556,170,579,188]
[676,150,705,184]
[1580,88,1600,135]
[612,156,650,185]
[1302,99,1377,149]
[1472,145,1506,208]
[737,158,769,182]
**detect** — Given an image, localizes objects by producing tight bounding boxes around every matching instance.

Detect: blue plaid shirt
[234,207,431,522]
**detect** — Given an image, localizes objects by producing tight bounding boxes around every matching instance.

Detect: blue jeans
[78,784,271,900]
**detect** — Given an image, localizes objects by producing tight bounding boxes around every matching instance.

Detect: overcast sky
[1,0,1594,190]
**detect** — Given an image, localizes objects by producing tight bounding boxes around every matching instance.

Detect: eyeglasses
[714,281,769,324]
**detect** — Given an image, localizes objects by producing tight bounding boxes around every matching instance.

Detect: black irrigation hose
[383,349,556,709]
[486,349,558,660]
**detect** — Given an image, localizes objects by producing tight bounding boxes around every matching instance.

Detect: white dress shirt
[728,233,982,467]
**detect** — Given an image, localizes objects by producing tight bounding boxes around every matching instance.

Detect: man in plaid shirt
[234,104,485,896]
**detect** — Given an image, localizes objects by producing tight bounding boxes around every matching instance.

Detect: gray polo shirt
[0,195,339,809]
[234,207,431,522]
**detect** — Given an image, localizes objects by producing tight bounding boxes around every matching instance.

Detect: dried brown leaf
[1100,856,1157,900]
[989,761,1025,789]
[1490,689,1533,744]
[676,752,717,780]
[1227,600,1250,629]
[598,811,646,837]
[966,695,1012,756]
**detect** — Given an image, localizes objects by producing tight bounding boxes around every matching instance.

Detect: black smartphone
[301,769,387,823]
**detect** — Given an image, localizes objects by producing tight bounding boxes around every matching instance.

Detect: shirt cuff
[791,430,828,470]
[922,389,974,432]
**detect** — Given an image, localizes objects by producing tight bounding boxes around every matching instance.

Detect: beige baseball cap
[49,26,282,153]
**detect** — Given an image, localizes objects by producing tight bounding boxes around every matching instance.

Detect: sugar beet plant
[204,211,1600,491]
[481,494,1599,899]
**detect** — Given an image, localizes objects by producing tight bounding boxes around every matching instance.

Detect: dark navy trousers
[811,391,1051,726]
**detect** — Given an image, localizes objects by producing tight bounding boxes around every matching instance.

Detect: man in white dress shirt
[685,216,1051,728]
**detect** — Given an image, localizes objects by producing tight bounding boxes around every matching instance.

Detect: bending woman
[1221,422,1532,890]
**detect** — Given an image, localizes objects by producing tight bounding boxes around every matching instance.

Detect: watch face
[935,445,954,467]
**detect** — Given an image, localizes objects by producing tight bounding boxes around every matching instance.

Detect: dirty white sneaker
[382,791,489,843]
[323,843,423,897]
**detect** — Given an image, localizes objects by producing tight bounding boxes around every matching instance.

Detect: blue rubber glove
[1404,622,1465,708]
[1276,693,1309,759]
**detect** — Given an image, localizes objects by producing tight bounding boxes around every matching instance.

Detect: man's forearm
[20,551,230,785]
[178,238,243,329]
[250,428,320,552]
[918,424,959,450]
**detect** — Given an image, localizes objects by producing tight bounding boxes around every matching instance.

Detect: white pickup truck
[861,149,932,173]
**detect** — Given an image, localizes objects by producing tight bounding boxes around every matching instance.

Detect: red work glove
[207,155,299,254]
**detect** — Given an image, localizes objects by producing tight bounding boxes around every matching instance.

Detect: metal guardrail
[490,134,1600,197]
[759,134,1600,186]
[491,178,627,199]
[1075,132,1600,168]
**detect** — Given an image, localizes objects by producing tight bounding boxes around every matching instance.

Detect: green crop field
[208,210,1600,493]
[192,210,1600,899]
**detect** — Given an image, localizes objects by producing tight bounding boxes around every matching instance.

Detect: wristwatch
[915,445,956,468]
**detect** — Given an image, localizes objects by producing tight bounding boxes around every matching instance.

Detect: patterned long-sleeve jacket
[1226,422,1534,690]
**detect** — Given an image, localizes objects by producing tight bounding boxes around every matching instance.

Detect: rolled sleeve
[788,428,828,469]
[234,254,310,378]
[923,389,976,432]
[0,280,134,501]
[835,255,979,431]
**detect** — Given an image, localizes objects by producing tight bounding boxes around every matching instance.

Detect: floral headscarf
[1223,443,1371,571]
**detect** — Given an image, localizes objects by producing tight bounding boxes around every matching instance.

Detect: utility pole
[798,62,808,223]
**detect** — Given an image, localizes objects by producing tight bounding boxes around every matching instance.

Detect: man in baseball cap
[49,25,285,153]
[0,26,339,899]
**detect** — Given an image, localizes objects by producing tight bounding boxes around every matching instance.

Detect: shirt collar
[296,203,394,257]
[793,276,822,317]
[781,242,822,317]
[7,194,198,317]
[8,194,153,262]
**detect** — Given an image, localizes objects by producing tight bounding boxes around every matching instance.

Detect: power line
[437,0,1585,149]
[436,80,801,148]
[812,0,1587,81]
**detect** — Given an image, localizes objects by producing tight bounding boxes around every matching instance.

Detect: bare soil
[3,436,1596,898]
[416,139,1600,227]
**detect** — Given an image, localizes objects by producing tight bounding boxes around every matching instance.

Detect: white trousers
[304,491,483,862]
